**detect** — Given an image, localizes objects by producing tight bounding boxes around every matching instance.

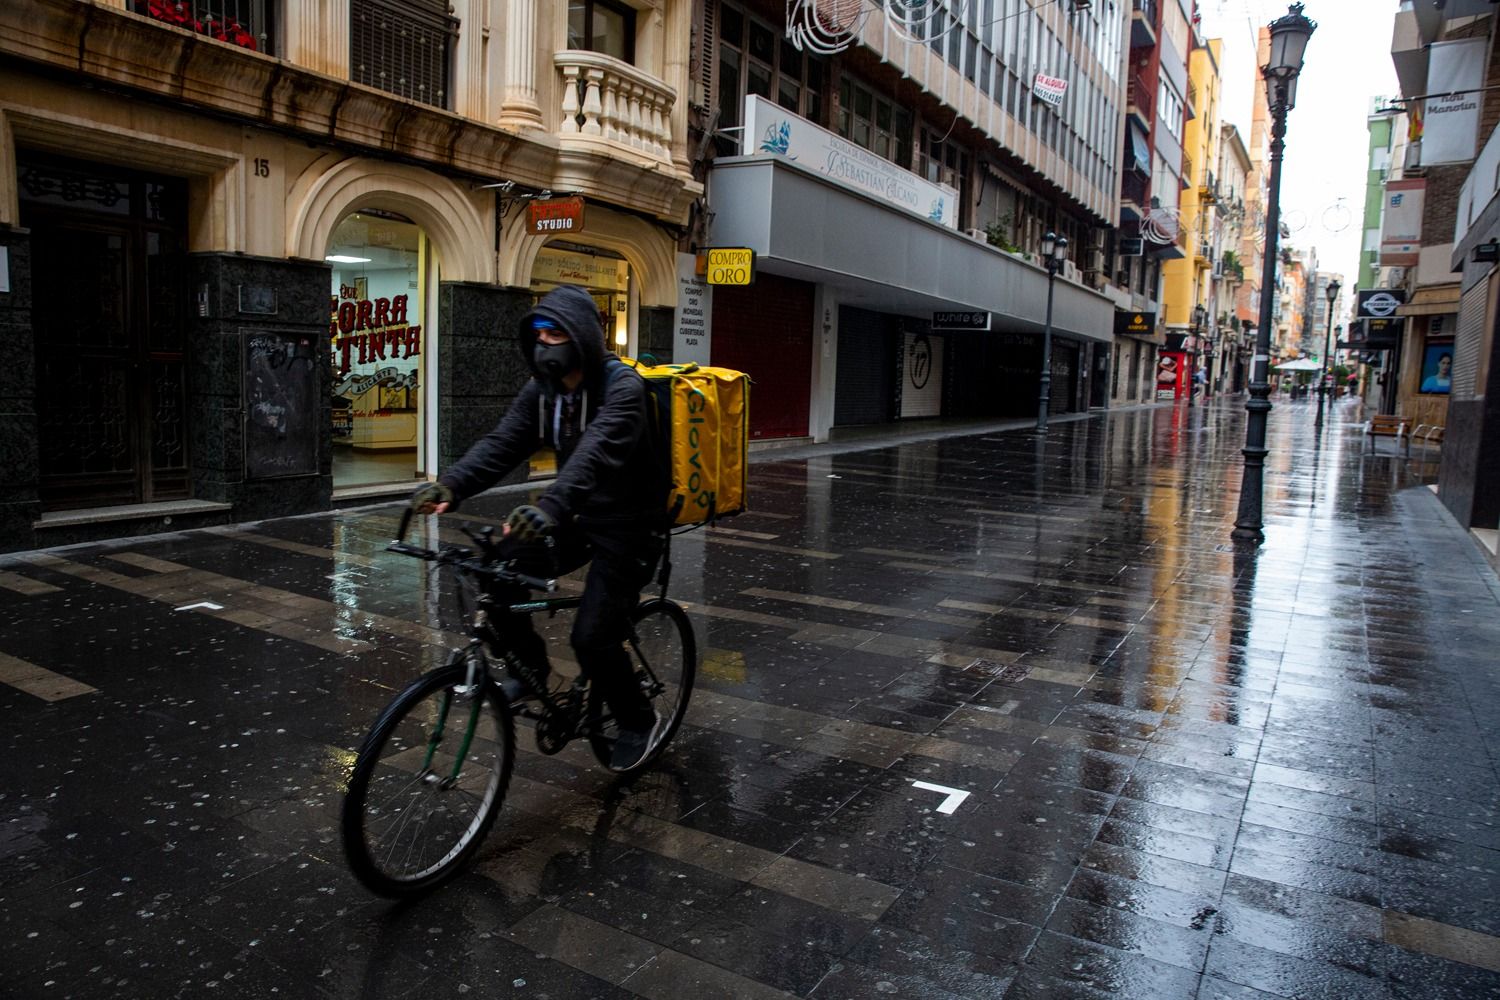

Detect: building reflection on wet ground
[1,396,1497,999]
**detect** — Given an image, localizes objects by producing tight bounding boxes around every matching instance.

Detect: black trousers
[489,522,662,732]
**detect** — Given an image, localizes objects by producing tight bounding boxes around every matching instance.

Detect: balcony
[351,0,457,109]
[1181,152,1194,191]
[1125,75,1154,132]
[1199,169,1217,203]
[1185,78,1197,120]
[131,0,272,53]
[555,51,676,166]
[1131,0,1159,48]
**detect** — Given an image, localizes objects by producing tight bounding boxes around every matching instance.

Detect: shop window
[350,0,456,109]
[530,243,631,352]
[327,211,426,488]
[132,0,275,53]
[569,0,636,63]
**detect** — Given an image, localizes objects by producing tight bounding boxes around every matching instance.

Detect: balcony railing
[1130,0,1159,47]
[1181,152,1193,190]
[351,0,457,110]
[1126,75,1155,124]
[556,51,675,164]
[132,0,272,53]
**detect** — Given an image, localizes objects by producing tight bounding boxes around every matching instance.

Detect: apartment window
[716,2,824,153]
[569,0,636,62]
[918,126,970,228]
[1158,78,1184,139]
[837,77,912,169]
[351,0,456,108]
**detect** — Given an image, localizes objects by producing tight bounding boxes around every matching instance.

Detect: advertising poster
[1424,39,1486,166]
[673,252,712,365]
[1156,351,1186,400]
[1379,179,1425,267]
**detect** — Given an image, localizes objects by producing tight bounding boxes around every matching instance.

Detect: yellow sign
[702,247,756,286]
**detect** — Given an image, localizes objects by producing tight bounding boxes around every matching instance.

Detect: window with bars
[350,0,457,109]
[132,0,275,54]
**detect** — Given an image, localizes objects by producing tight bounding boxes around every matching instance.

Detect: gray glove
[505,504,556,544]
[410,482,454,513]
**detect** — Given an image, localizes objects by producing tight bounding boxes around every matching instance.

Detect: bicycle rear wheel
[587,598,697,775]
[342,659,515,897]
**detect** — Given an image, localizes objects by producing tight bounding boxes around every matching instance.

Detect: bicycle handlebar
[386,503,557,593]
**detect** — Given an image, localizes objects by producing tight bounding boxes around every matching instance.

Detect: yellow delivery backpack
[618,358,749,526]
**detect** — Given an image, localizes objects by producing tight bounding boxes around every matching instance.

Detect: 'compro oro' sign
[701,248,756,286]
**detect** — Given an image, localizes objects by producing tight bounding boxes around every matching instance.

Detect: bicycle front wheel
[342,660,515,897]
[587,598,697,774]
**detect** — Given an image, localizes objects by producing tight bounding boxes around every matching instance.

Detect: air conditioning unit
[1062,260,1081,282]
[939,167,959,188]
[965,228,989,241]
[1086,249,1106,272]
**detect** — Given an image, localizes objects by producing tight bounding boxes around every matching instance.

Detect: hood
[519,284,611,383]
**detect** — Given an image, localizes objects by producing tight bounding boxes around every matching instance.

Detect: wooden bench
[1365,414,1409,454]
[1410,423,1446,453]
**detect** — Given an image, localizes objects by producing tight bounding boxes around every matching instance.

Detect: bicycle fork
[419,644,488,790]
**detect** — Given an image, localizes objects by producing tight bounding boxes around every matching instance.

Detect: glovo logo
[686,388,712,512]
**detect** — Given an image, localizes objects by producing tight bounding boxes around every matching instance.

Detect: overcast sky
[1198,0,1400,298]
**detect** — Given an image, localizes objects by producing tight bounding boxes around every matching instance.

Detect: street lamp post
[1234,3,1316,545]
[1189,303,1207,408]
[1036,231,1069,432]
[1315,277,1341,427]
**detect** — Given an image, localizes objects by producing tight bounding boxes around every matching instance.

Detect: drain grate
[964,658,1031,684]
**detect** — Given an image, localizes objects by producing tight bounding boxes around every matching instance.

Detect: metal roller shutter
[835,306,897,426]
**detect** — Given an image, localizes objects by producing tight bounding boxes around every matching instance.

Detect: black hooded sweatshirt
[438,284,662,528]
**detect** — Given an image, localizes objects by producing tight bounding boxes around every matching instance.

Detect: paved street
[3,396,1499,1000]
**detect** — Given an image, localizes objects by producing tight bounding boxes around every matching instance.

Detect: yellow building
[1162,38,1223,367]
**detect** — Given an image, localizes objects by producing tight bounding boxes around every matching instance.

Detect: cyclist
[413,284,666,771]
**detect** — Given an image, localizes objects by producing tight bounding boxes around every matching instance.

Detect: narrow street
[3,396,1498,1000]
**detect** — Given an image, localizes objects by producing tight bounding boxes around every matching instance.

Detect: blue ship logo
[929,197,946,222]
[759,121,792,156]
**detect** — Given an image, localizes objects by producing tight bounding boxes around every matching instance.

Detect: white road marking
[912,780,971,815]
[174,601,224,611]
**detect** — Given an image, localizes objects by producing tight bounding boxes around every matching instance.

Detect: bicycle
[341,506,697,898]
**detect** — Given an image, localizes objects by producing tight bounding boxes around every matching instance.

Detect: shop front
[326,211,431,490]
[707,152,1114,439]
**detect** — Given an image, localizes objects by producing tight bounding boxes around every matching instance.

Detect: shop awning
[1127,122,1151,175]
[707,155,1115,345]
[1396,285,1461,316]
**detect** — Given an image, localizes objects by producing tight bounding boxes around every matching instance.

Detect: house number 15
[254,158,270,177]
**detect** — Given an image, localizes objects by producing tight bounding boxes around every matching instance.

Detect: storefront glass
[327,212,426,488]
[530,243,631,352]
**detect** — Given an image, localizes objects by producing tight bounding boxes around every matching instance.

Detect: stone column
[498,0,544,129]
[283,0,350,78]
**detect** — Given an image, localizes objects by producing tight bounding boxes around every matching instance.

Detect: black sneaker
[608,711,662,772]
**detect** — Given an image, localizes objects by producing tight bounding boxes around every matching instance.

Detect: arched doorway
[326,210,433,489]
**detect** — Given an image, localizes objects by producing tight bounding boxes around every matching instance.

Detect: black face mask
[534,339,580,385]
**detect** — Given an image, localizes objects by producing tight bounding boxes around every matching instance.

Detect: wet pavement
[2,395,1499,999]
